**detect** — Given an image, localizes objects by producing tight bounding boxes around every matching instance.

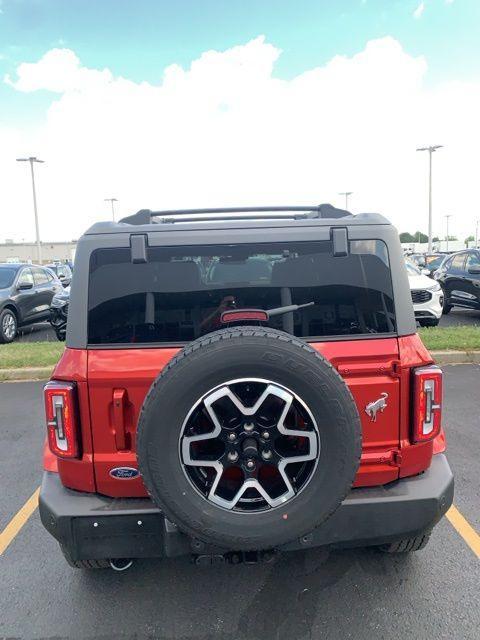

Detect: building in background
[401,240,475,255]
[0,240,76,264]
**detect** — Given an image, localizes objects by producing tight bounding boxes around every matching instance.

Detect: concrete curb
[0,351,479,382]
[430,350,480,365]
[0,366,54,382]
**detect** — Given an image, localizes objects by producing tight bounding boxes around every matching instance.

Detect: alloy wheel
[179,378,320,512]
[2,312,16,340]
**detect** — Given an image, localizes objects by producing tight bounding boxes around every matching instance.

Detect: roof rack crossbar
[151,206,320,215]
[119,204,351,225]
[157,213,314,224]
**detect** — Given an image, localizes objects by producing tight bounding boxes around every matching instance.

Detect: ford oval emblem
[109,467,140,480]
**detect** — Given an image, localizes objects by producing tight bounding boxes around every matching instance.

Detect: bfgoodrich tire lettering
[137,327,362,550]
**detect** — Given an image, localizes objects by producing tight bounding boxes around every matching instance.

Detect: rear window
[88,240,396,345]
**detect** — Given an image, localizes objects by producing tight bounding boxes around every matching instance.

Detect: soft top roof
[84,204,391,235]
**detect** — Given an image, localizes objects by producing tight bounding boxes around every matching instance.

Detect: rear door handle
[113,388,128,450]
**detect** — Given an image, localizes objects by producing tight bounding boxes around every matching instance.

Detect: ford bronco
[39,205,454,569]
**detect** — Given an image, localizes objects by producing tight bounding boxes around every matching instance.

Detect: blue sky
[1,0,479,243]
[1,0,479,124]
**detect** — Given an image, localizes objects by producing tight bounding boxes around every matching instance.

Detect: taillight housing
[412,365,443,443]
[44,381,80,458]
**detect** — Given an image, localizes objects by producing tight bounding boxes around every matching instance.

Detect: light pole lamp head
[16,157,45,163]
[416,145,443,153]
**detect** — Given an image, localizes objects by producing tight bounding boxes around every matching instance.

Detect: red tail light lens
[412,365,443,442]
[44,381,80,458]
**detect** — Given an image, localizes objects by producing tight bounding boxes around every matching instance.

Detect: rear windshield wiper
[221,302,314,324]
[265,302,315,317]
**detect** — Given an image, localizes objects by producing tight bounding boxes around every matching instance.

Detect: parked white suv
[406,261,443,327]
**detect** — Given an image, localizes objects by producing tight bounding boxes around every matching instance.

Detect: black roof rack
[119,204,351,226]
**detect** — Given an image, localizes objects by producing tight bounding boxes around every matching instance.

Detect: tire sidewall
[138,330,361,550]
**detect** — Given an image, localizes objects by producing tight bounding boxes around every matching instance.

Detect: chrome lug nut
[262,450,272,460]
[246,459,255,469]
[228,432,236,442]
[228,451,239,462]
[244,422,254,432]
[262,431,270,439]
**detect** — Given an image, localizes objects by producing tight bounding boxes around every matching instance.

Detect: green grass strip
[418,325,480,351]
[0,342,65,369]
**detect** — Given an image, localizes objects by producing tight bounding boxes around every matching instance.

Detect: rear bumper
[39,454,454,561]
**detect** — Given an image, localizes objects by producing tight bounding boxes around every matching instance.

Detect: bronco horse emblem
[365,393,389,422]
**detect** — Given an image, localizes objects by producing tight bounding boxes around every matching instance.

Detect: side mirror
[468,267,480,275]
[18,282,33,290]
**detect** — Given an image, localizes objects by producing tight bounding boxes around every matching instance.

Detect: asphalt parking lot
[440,308,480,327]
[0,366,479,640]
[16,321,57,342]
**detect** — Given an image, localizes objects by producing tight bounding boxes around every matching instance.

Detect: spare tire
[137,327,361,550]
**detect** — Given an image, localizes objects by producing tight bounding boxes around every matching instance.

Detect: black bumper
[39,454,454,561]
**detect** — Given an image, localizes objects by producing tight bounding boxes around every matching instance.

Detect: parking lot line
[446,505,480,559]
[0,487,40,556]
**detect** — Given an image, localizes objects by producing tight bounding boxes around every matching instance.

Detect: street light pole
[104,198,118,221]
[416,145,443,253]
[444,214,452,252]
[338,192,353,210]
[475,219,479,249]
[16,156,44,264]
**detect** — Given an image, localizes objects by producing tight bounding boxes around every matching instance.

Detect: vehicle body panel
[48,333,435,497]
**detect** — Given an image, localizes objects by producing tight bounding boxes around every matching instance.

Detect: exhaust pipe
[109,558,133,571]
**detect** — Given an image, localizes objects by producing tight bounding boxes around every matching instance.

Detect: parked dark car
[434,250,480,313]
[45,263,72,287]
[0,263,63,343]
[49,285,70,341]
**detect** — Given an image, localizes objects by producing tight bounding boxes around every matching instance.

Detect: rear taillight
[44,381,80,458]
[412,365,443,442]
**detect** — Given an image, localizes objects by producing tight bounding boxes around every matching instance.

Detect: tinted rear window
[88,240,395,345]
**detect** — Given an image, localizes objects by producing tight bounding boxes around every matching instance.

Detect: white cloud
[5,48,113,93]
[1,35,479,245]
[413,2,425,18]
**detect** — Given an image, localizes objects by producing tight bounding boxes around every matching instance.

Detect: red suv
[39,205,453,569]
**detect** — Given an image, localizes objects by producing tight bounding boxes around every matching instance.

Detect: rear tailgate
[87,337,401,497]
